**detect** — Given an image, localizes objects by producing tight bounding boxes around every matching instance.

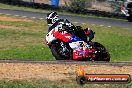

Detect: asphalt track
[0,9,132,29]
[0,60,132,66]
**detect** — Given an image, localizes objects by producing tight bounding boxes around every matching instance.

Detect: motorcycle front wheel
[51,43,72,60]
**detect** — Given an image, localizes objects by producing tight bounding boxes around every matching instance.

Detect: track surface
[0,9,132,29]
[0,60,132,66]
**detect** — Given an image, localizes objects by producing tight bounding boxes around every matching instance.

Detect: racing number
[79,42,84,47]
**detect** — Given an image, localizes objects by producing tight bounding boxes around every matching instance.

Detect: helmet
[46,12,59,27]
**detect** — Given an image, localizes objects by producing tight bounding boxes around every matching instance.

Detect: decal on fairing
[46,29,56,44]
[68,36,87,49]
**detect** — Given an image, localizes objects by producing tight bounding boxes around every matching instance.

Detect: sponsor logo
[76,68,131,84]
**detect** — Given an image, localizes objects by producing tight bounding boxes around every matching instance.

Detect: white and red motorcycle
[121,0,132,22]
[45,21,110,61]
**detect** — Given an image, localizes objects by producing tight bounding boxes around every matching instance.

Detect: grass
[0,15,53,60]
[0,80,131,88]
[0,15,132,61]
[0,3,126,21]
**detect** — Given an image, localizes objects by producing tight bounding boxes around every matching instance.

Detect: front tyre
[51,43,72,60]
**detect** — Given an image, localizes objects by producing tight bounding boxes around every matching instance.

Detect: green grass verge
[0,80,131,88]
[0,15,132,61]
[0,3,126,21]
[0,15,53,60]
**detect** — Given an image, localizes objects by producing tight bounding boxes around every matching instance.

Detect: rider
[46,12,94,42]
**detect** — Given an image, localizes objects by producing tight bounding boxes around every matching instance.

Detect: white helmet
[46,12,59,27]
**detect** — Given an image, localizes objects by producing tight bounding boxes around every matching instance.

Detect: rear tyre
[51,43,72,60]
[90,42,110,62]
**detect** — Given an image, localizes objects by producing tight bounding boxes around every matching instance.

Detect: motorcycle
[45,23,110,61]
[121,1,132,22]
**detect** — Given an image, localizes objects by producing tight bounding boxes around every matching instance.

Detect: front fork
[60,42,68,52]
[60,41,73,60]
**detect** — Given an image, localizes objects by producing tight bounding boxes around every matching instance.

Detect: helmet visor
[47,19,53,25]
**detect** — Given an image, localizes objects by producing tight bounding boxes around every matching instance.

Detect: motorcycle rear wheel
[90,42,110,62]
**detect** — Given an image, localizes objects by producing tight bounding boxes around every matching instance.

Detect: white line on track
[73,22,79,24]
[5,14,11,16]
[0,13,115,28]
[31,17,36,19]
[82,23,86,25]
[14,15,19,17]
[108,26,111,28]
[39,18,44,20]
[99,25,104,27]
[22,16,27,18]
